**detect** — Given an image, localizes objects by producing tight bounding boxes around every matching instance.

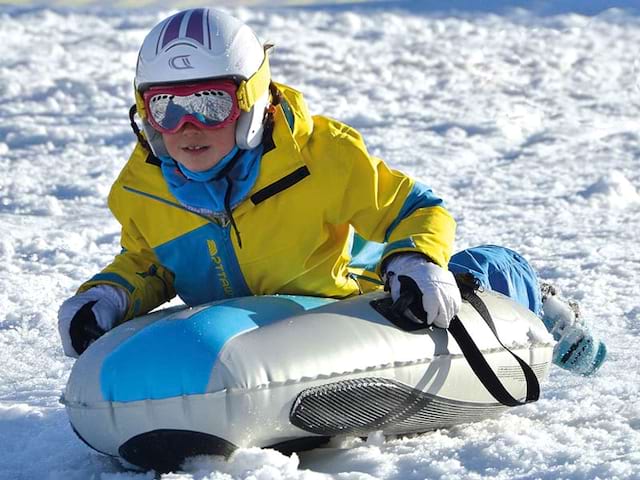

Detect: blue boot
[541,284,607,376]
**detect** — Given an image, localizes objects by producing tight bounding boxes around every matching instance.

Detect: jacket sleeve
[77,218,176,322]
[326,123,456,270]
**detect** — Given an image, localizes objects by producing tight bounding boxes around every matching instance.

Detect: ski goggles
[142,80,241,134]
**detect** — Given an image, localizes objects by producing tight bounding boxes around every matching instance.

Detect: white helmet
[134,8,271,154]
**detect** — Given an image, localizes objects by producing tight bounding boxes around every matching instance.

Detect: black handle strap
[370,273,541,407]
[449,288,540,406]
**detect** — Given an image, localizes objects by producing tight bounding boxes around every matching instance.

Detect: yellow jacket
[80,83,456,321]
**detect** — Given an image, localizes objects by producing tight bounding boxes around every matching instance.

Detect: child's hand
[57,285,129,357]
[383,253,461,329]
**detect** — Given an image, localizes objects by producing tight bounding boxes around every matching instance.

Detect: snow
[1,1,640,479]
[580,171,640,207]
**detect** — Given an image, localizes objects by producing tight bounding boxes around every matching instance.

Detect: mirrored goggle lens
[147,89,236,130]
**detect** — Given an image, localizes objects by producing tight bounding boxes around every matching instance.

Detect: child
[58,8,605,376]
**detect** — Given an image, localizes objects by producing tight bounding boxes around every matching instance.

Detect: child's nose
[180,121,202,134]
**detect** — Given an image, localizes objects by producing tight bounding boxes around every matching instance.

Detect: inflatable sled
[62,289,553,472]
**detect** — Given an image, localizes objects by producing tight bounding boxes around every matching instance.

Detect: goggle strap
[236,49,271,112]
[135,87,147,120]
[129,104,152,152]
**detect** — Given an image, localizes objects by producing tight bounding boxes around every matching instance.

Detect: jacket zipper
[123,186,231,226]
[123,185,251,297]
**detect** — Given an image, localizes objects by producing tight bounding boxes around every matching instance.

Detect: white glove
[58,284,129,358]
[383,253,461,329]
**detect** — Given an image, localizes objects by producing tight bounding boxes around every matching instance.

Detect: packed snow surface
[1,1,640,479]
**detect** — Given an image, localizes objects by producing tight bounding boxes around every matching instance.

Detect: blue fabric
[384,181,444,243]
[449,245,542,315]
[280,100,296,131]
[159,145,263,215]
[382,238,417,261]
[154,223,252,306]
[349,233,385,271]
[176,146,239,182]
[100,295,337,402]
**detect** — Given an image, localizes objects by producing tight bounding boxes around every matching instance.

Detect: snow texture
[1,1,639,479]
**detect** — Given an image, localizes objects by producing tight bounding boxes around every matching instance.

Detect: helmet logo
[169,55,194,70]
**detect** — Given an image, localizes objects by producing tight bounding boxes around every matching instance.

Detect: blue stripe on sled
[100,295,336,403]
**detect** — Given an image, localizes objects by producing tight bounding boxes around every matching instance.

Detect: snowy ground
[1,1,640,479]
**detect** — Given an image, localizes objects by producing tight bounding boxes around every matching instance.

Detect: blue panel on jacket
[100,295,337,403]
[154,223,252,306]
[350,232,385,271]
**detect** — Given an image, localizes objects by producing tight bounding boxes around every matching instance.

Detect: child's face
[162,120,237,172]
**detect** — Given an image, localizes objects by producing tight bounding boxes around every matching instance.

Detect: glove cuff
[89,284,129,331]
[383,253,432,279]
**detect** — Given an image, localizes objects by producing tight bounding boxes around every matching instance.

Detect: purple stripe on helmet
[155,19,169,54]
[185,8,205,45]
[205,9,211,49]
[161,11,187,49]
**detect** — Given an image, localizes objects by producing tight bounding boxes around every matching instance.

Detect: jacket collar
[220,83,313,217]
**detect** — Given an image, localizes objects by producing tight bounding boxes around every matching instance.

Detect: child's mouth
[183,145,210,153]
